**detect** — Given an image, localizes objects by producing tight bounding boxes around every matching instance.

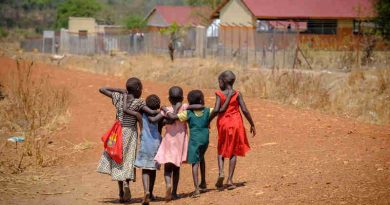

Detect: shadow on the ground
[99,182,247,203]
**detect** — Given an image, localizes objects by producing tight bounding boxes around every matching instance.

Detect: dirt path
[0,56,389,205]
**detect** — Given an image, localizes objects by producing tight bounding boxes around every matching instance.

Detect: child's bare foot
[142,192,150,205]
[171,193,180,200]
[165,185,172,202]
[191,189,200,198]
[123,186,131,201]
[215,175,224,189]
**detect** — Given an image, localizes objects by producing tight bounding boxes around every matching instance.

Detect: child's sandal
[123,186,131,201]
[191,190,200,198]
[215,176,225,189]
[165,185,172,202]
[142,192,150,205]
[227,183,237,190]
[199,184,207,193]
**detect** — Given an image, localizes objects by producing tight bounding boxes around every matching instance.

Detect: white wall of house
[220,0,254,26]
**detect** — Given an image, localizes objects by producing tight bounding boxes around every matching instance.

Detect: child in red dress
[210,70,256,190]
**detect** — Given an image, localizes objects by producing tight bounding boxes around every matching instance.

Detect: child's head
[187,90,204,105]
[218,70,236,90]
[168,86,184,105]
[126,77,143,98]
[146,94,161,110]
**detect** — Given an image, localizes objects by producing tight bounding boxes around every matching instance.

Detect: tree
[124,15,146,30]
[374,0,390,40]
[186,0,222,9]
[55,0,102,29]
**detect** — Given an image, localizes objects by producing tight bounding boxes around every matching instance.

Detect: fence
[21,25,386,70]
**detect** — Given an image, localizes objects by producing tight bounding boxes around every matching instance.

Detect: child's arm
[237,93,256,137]
[99,87,126,98]
[140,106,160,116]
[186,104,204,110]
[209,94,221,123]
[219,90,235,112]
[148,113,164,123]
[161,106,180,120]
[123,94,143,131]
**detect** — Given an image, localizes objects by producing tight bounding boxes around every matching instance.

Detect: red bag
[101,120,123,164]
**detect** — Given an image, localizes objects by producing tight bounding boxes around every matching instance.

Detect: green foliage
[124,15,146,30]
[186,0,222,9]
[375,0,390,40]
[160,22,180,35]
[55,0,102,29]
[0,27,9,38]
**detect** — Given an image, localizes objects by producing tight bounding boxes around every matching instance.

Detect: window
[305,20,337,34]
[79,30,88,38]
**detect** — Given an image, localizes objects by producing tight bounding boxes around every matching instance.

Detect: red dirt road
[0,56,389,205]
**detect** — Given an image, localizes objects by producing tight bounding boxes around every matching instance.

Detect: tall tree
[55,0,102,29]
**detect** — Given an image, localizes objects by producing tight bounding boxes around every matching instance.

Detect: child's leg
[227,155,237,189]
[215,155,225,188]
[218,155,225,177]
[164,163,173,201]
[118,181,124,202]
[141,169,152,204]
[172,165,180,198]
[199,156,206,189]
[124,179,131,200]
[149,170,156,198]
[142,169,150,194]
[191,163,200,197]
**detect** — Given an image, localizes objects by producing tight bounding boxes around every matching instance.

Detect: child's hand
[250,125,256,137]
[161,106,169,113]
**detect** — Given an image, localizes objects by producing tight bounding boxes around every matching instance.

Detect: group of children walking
[97,70,256,204]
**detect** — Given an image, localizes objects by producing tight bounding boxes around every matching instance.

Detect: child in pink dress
[151,86,188,201]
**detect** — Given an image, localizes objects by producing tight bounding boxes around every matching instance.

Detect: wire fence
[20,25,388,70]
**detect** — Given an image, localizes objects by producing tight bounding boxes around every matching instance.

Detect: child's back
[184,107,211,164]
[215,90,250,157]
[134,113,162,169]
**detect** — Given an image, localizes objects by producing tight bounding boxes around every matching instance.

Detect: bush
[0,27,9,38]
[0,58,70,172]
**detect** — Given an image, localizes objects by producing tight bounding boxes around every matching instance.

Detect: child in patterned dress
[97,78,158,203]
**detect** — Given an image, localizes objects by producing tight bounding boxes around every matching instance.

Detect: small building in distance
[211,0,375,49]
[144,5,212,54]
[68,17,98,36]
[145,5,211,30]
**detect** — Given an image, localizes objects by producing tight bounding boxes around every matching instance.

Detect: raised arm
[237,93,256,137]
[99,87,127,98]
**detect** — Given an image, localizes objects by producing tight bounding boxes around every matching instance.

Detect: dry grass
[122,55,390,124]
[0,58,70,173]
[15,52,390,124]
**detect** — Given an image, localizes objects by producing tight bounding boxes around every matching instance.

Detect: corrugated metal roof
[146,6,212,26]
[213,0,375,19]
